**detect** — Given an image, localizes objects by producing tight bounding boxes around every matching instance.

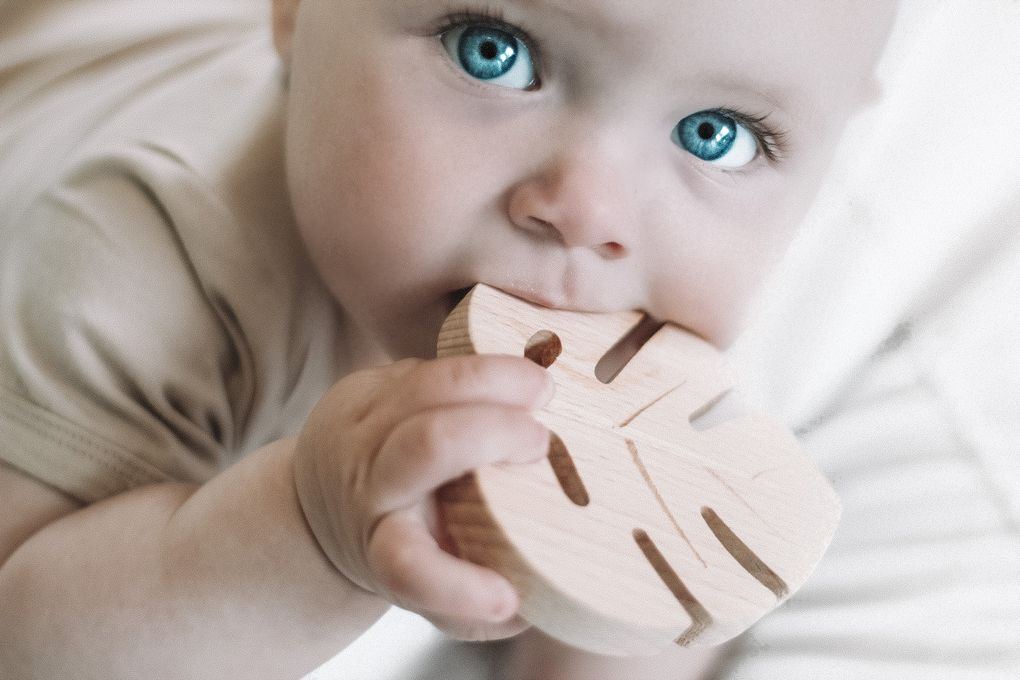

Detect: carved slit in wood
[547,433,590,507]
[594,314,664,384]
[689,389,750,432]
[627,438,706,567]
[701,507,789,599]
[435,284,841,654]
[632,528,711,646]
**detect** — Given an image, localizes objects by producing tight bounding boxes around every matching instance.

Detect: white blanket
[311,2,1020,677]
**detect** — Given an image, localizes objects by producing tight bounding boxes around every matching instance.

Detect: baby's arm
[0,439,385,678]
[0,354,552,679]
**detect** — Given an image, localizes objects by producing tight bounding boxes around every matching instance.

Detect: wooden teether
[436,284,840,656]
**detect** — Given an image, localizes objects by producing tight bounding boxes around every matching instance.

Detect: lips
[494,277,616,313]
[445,258,632,318]
[447,282,560,313]
[449,282,613,317]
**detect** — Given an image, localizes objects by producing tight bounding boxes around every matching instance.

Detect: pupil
[479,40,498,60]
[697,122,716,140]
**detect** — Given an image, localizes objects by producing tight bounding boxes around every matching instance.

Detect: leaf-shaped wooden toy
[436,284,840,656]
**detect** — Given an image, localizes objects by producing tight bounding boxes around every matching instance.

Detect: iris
[674,112,738,162]
[457,26,519,80]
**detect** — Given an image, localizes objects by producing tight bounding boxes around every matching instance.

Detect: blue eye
[441,24,537,90]
[672,111,758,168]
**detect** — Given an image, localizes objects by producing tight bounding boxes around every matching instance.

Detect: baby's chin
[372,288,475,361]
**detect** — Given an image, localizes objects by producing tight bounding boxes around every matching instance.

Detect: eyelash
[434,5,545,85]
[716,108,789,163]
[433,7,789,164]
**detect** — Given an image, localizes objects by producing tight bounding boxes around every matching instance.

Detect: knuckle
[389,357,424,378]
[380,358,426,397]
[400,355,546,407]
[414,414,459,466]
[327,366,399,425]
[399,359,450,404]
[440,355,487,393]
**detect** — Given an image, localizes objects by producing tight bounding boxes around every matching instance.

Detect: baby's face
[276,0,891,361]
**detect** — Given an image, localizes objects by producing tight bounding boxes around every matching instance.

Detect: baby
[0,0,894,677]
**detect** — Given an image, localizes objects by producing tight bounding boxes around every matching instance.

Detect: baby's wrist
[285,436,375,596]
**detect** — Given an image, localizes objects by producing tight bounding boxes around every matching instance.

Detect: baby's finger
[380,355,554,421]
[368,510,520,624]
[427,610,531,642]
[371,405,550,512]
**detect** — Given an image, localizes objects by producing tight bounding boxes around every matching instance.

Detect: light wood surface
[437,284,840,656]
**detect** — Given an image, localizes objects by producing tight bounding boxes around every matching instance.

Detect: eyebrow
[504,0,627,38]
[693,75,801,117]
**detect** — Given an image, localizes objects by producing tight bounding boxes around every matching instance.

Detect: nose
[508,148,632,260]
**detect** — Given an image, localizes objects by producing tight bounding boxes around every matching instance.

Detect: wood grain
[437,284,840,656]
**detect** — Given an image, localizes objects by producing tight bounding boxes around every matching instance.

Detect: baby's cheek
[650,225,784,346]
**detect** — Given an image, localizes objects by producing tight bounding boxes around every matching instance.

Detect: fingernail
[489,583,519,622]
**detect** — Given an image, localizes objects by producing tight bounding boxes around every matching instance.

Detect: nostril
[519,216,561,243]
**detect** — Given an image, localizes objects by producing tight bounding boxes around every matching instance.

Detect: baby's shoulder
[1,0,281,224]
[0,2,345,500]
[1,0,313,354]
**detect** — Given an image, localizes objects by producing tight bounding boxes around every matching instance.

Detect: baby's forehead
[513,0,889,46]
[500,0,893,108]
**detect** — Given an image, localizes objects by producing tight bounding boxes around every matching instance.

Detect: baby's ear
[272,0,302,64]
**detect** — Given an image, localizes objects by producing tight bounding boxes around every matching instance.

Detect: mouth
[445,283,555,318]
[448,286,473,306]
[445,281,594,320]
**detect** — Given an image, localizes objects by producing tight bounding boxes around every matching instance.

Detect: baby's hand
[292,355,553,641]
